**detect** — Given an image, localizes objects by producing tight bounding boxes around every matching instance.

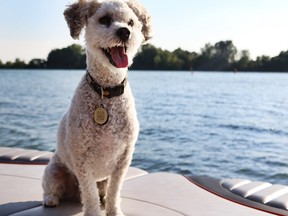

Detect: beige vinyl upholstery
[0,147,277,215]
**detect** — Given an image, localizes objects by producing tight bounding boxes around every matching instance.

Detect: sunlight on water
[1,70,288,184]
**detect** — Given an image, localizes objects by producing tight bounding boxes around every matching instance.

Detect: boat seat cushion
[0,147,52,165]
[222,178,288,210]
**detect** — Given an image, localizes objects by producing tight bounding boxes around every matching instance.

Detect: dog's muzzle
[101,27,130,68]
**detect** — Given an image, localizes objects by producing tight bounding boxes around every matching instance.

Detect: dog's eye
[99,16,112,27]
[128,19,134,27]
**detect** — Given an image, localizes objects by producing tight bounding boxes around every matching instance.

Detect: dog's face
[86,1,144,69]
[64,0,152,71]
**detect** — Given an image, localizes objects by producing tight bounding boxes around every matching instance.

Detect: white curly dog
[42,0,152,215]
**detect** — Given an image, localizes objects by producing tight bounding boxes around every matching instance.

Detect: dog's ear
[125,0,153,42]
[64,0,100,39]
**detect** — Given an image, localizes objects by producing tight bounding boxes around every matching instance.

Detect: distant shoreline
[1,69,288,74]
[1,41,288,72]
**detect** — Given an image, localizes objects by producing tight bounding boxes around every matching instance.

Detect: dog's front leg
[42,154,66,207]
[75,169,102,216]
[105,155,131,216]
[106,171,126,216]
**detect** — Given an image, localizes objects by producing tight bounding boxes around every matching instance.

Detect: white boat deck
[0,147,287,216]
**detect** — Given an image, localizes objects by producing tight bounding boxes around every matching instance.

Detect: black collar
[86,72,127,98]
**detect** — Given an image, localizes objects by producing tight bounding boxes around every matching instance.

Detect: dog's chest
[70,81,139,147]
[79,90,139,170]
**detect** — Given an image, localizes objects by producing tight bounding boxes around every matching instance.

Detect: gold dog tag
[94,106,108,125]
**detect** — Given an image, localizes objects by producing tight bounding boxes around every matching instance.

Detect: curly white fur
[42,0,152,215]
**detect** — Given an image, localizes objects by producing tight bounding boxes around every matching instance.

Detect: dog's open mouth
[101,46,128,68]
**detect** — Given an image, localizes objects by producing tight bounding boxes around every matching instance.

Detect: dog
[42,0,152,215]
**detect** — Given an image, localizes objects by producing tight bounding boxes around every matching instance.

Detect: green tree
[133,45,188,70]
[255,55,271,71]
[28,59,47,68]
[214,40,237,69]
[132,44,158,70]
[5,61,13,68]
[47,44,85,69]
[173,48,197,70]
[194,41,237,71]
[154,49,184,70]
[268,51,288,72]
[234,50,251,71]
[13,58,26,68]
[193,43,215,70]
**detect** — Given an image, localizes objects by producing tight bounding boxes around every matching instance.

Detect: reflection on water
[1,70,288,184]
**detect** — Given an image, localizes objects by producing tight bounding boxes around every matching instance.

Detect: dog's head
[64,0,152,70]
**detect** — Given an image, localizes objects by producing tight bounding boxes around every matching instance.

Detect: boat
[0,147,288,216]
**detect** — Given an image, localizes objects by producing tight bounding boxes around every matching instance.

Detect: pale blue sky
[1,0,288,62]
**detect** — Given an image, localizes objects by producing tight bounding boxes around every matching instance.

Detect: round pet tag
[94,107,109,125]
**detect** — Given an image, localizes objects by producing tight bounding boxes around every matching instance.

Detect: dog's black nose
[116,27,130,42]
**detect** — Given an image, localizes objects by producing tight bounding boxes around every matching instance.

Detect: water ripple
[1,70,288,184]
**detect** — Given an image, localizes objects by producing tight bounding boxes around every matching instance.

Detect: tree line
[1,41,288,72]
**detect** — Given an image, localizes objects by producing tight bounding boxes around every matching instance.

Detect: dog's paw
[83,210,103,216]
[106,213,124,216]
[100,197,106,210]
[43,195,59,207]
[106,209,124,216]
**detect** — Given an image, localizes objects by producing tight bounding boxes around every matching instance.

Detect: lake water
[1,70,288,184]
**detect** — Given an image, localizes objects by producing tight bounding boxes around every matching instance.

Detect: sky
[1,0,288,63]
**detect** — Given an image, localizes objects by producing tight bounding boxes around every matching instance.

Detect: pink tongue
[110,47,129,68]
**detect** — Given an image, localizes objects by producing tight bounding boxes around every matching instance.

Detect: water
[1,70,288,184]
